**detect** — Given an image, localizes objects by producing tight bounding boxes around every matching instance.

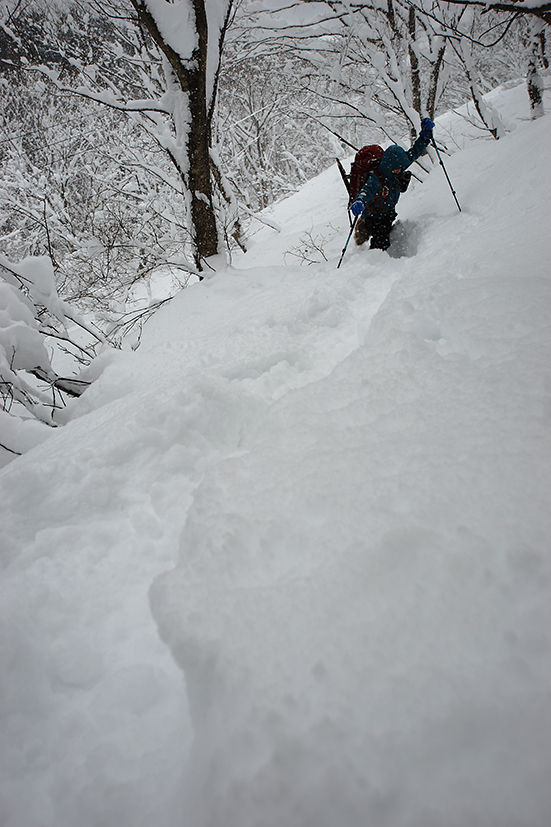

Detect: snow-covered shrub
[0,254,101,459]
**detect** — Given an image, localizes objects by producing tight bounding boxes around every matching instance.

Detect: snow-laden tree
[231,0,547,155]
[217,49,339,212]
[450,7,506,139]
[231,0,458,147]
[0,72,196,312]
[19,0,236,272]
[431,0,551,27]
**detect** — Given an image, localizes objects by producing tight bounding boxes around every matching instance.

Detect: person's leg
[369,212,396,250]
[354,215,373,246]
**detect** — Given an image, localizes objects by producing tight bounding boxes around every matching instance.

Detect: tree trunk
[408,5,421,124]
[188,0,219,265]
[131,0,219,270]
[527,60,544,120]
[426,43,446,120]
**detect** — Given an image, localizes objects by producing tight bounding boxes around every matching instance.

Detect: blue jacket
[356,135,429,215]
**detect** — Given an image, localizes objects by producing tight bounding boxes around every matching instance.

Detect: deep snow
[1,81,550,827]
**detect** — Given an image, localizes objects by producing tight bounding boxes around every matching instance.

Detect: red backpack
[349,145,384,201]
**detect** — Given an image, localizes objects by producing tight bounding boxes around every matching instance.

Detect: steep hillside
[1,81,550,827]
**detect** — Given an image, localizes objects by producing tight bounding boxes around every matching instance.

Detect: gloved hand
[420,117,435,141]
[350,199,365,217]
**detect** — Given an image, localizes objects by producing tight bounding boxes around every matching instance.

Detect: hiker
[350,118,435,250]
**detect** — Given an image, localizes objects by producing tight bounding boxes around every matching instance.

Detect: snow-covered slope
[1,82,550,827]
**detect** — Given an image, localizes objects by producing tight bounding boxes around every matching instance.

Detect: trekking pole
[337,158,351,195]
[336,158,353,227]
[337,214,358,269]
[431,136,461,212]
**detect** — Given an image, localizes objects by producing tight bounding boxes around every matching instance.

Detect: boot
[354,216,371,246]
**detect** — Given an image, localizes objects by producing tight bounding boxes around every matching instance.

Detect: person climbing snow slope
[350,118,435,250]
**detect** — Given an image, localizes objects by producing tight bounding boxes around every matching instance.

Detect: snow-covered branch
[0,255,94,439]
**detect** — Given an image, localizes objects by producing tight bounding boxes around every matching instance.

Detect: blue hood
[378,145,410,180]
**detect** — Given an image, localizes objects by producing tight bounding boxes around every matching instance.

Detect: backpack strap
[362,168,390,213]
[373,169,389,200]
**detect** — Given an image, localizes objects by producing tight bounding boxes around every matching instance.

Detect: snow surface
[1,81,551,827]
